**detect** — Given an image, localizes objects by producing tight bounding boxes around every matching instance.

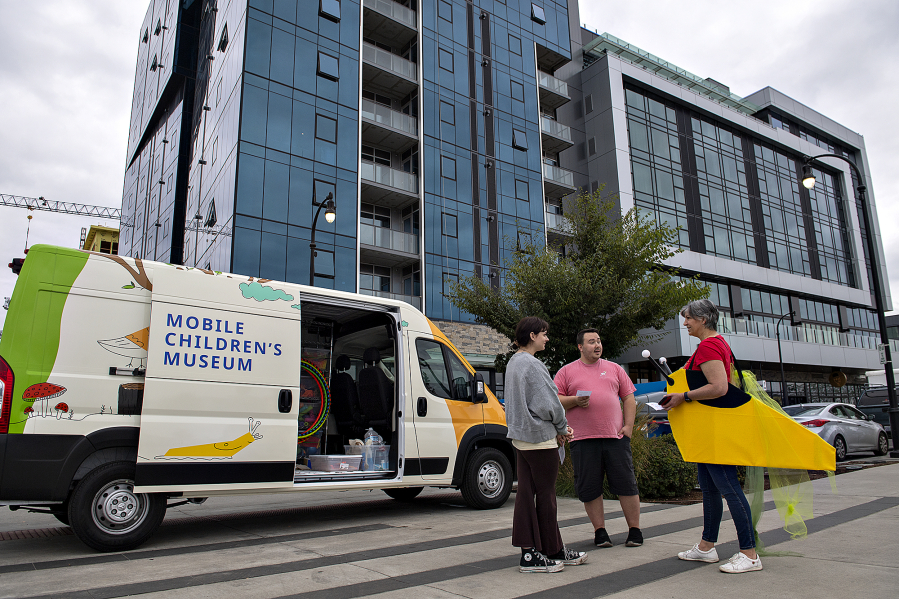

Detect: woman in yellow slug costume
[662,299,764,574]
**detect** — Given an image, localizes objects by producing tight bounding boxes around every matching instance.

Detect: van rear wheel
[461,447,512,509]
[68,461,166,552]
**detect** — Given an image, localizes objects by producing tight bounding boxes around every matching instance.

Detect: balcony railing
[363,0,416,29]
[361,98,418,137]
[360,162,418,195]
[362,42,417,81]
[717,313,881,351]
[360,288,421,309]
[545,211,572,233]
[360,223,419,254]
[538,71,569,98]
[542,163,575,188]
[540,116,573,143]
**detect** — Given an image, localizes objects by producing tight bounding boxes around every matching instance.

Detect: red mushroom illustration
[22,383,67,418]
[54,402,70,420]
[23,406,34,418]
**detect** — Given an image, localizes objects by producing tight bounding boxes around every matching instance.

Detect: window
[313,179,336,207]
[517,231,532,251]
[439,49,453,72]
[150,55,158,72]
[438,0,452,22]
[142,29,149,43]
[402,262,420,296]
[360,263,391,291]
[531,3,546,24]
[512,129,528,151]
[217,24,229,52]
[315,114,337,143]
[443,272,459,295]
[515,179,528,201]
[588,137,596,156]
[216,80,222,106]
[205,199,217,228]
[154,19,162,35]
[211,137,218,165]
[361,203,391,228]
[363,89,391,107]
[320,0,341,22]
[167,173,173,188]
[510,80,524,102]
[509,35,521,56]
[362,145,391,166]
[585,94,594,114]
[440,101,455,124]
[441,156,456,180]
[402,205,419,234]
[442,213,457,237]
[317,52,339,81]
[446,350,472,401]
[416,339,452,398]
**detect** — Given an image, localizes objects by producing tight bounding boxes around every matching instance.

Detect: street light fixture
[309,192,336,287]
[801,154,899,455]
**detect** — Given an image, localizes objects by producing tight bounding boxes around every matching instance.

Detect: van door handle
[417,396,427,417]
[278,389,292,413]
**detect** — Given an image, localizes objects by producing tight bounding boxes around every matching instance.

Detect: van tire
[383,487,423,501]
[68,461,166,552]
[461,447,512,509]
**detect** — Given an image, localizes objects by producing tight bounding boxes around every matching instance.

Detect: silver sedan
[784,402,889,461]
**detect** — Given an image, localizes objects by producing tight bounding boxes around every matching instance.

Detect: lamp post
[309,192,336,287]
[801,154,899,455]
[775,310,795,405]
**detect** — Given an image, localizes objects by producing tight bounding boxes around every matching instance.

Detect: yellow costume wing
[667,368,835,471]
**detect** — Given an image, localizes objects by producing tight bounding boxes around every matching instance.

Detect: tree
[445,188,708,373]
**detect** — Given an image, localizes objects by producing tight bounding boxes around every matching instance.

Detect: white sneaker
[677,543,719,563]
[719,552,763,573]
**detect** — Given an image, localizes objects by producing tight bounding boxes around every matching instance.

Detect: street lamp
[775,310,795,405]
[801,154,899,455]
[309,192,336,287]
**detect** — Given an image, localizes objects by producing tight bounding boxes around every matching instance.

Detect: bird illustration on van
[97,327,149,367]
[159,418,263,459]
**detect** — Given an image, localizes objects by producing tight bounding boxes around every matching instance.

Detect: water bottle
[363,427,382,446]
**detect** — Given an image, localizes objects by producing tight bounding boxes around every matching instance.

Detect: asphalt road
[1,462,897,599]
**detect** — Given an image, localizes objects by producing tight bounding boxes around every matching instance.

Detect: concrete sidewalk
[0,463,896,598]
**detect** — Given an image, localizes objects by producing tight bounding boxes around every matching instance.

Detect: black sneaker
[520,549,564,573]
[594,528,613,547]
[625,527,643,547]
[549,546,589,565]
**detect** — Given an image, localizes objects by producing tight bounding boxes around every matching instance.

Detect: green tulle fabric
[738,370,836,556]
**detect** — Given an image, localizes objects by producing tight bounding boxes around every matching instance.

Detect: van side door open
[134,268,301,492]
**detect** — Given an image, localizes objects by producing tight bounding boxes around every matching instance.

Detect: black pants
[511,448,563,555]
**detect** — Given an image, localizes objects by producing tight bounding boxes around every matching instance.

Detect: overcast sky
[1,0,898,331]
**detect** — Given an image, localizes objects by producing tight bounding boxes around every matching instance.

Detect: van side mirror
[471,372,488,404]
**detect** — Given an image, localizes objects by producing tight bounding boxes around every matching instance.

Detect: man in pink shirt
[555,329,642,548]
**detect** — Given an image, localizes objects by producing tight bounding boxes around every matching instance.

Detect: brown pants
[512,447,563,555]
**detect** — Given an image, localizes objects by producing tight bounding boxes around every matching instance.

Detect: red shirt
[688,335,733,374]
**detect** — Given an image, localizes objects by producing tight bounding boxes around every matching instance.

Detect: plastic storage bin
[360,445,390,471]
[308,454,363,472]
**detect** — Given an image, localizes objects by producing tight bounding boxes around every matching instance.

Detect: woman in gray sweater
[506,316,587,573]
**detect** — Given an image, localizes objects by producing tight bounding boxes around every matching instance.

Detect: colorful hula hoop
[297,360,331,440]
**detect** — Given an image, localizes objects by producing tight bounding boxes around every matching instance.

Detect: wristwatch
[683,391,692,402]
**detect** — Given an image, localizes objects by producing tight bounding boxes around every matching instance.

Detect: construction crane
[0,193,121,220]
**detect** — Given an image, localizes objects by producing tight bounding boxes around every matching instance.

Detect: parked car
[855,387,896,438]
[634,381,671,437]
[787,402,889,461]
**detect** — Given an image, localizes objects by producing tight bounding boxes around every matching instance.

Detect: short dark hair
[577,328,599,345]
[514,316,549,349]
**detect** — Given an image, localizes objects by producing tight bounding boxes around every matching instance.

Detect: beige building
[81,226,119,255]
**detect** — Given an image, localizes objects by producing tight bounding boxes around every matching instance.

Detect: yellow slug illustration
[666,368,835,472]
[163,418,263,457]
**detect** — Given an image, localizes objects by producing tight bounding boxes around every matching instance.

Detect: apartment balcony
[363,0,417,46]
[545,211,572,234]
[540,115,573,154]
[360,288,422,310]
[362,42,418,98]
[542,163,576,200]
[361,162,419,208]
[538,71,570,111]
[361,98,418,153]
[360,223,420,256]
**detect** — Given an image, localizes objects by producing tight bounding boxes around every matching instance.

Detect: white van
[0,245,513,551]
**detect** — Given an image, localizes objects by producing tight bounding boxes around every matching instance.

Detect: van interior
[294,299,399,483]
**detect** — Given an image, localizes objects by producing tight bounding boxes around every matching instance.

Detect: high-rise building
[120,1,890,400]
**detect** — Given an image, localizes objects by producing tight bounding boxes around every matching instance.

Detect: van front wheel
[68,461,166,552]
[461,448,512,509]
